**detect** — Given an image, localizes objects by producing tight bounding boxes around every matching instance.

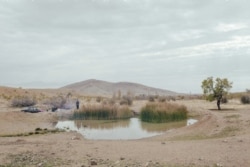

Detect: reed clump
[140,102,188,123]
[73,104,133,120]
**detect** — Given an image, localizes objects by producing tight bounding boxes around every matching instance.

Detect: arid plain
[0,84,250,167]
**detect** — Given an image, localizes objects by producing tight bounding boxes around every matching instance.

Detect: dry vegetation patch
[1,151,68,167]
[73,104,133,120]
[140,102,188,123]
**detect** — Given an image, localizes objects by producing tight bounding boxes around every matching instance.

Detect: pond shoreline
[56,117,197,140]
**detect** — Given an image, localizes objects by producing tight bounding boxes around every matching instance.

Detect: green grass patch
[170,134,209,141]
[0,128,64,137]
[140,102,188,123]
[224,114,240,119]
[73,104,133,120]
[170,126,240,141]
[212,126,239,138]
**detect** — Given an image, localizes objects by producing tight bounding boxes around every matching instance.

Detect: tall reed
[140,102,188,123]
[73,104,132,120]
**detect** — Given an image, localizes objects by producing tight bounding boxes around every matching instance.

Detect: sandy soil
[0,98,250,167]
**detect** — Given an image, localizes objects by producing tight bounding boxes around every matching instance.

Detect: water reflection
[74,119,129,130]
[56,118,197,140]
[187,119,198,126]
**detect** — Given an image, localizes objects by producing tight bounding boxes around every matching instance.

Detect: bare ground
[0,98,250,167]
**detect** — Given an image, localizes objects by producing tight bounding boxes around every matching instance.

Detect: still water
[56,118,197,140]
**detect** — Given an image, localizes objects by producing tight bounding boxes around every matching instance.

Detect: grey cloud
[0,0,250,92]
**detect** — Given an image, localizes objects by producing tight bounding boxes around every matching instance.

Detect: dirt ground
[0,98,250,167]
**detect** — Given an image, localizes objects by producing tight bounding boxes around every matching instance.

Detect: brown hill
[61,79,178,97]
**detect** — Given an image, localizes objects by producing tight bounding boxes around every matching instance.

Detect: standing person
[76,99,80,110]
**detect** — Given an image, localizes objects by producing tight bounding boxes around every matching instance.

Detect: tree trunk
[217,99,221,110]
[216,94,222,110]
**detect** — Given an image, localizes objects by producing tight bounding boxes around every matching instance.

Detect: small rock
[71,136,80,140]
[238,139,243,142]
[161,142,166,145]
[16,139,25,143]
[120,157,125,160]
[216,163,223,167]
[37,163,43,167]
[222,140,228,143]
[90,160,97,165]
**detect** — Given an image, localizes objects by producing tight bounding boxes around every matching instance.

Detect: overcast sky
[0,0,250,93]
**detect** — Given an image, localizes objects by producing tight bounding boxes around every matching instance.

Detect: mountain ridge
[61,79,179,97]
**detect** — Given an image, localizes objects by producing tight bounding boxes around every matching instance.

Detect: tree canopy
[201,77,233,102]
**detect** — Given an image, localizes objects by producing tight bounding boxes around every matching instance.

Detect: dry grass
[73,104,133,120]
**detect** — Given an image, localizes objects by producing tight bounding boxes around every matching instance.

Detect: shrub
[140,102,188,123]
[44,96,67,108]
[221,97,228,104]
[120,95,133,106]
[246,89,250,93]
[167,96,176,101]
[1,94,11,100]
[73,104,133,120]
[11,96,36,107]
[158,96,167,102]
[108,99,116,105]
[96,96,102,103]
[241,95,250,104]
[120,99,128,105]
[35,128,42,131]
[148,96,155,102]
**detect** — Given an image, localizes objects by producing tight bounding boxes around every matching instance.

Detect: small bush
[108,99,116,105]
[11,96,36,107]
[120,95,133,106]
[140,102,188,123]
[148,96,155,102]
[167,96,176,101]
[241,95,250,104]
[96,96,102,103]
[221,97,228,104]
[158,96,166,102]
[35,128,42,131]
[44,96,67,108]
[120,99,128,105]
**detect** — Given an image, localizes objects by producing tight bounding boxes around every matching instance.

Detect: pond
[56,118,197,140]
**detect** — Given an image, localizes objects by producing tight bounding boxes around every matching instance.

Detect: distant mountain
[61,79,179,97]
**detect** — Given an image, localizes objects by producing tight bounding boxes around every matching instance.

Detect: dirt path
[1,99,250,167]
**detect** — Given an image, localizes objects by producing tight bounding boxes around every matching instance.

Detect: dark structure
[76,99,79,109]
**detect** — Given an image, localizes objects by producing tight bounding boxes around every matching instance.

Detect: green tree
[201,77,232,110]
